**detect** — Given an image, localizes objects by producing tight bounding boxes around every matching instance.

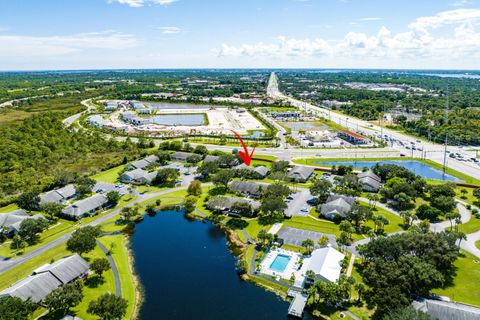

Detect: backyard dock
[287,288,309,318]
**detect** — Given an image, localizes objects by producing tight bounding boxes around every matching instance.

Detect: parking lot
[284,189,313,217]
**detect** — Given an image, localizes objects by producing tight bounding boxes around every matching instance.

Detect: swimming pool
[269,254,291,272]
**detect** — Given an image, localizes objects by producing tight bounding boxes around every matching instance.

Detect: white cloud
[215,9,480,61]
[359,17,383,21]
[157,26,182,34]
[0,31,138,57]
[108,0,177,7]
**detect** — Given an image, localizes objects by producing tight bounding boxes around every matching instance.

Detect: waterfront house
[61,194,108,219]
[207,196,260,216]
[40,184,77,205]
[287,166,315,182]
[319,194,355,220]
[0,254,89,303]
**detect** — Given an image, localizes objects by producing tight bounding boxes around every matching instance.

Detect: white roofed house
[61,194,108,220]
[39,184,77,205]
[357,171,382,192]
[287,166,315,183]
[0,254,89,303]
[304,246,345,283]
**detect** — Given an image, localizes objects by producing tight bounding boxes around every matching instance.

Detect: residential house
[61,194,108,219]
[229,180,262,198]
[40,184,77,205]
[126,155,159,170]
[287,166,315,182]
[0,210,46,235]
[0,254,89,303]
[120,168,157,185]
[203,155,219,163]
[357,171,382,192]
[304,246,345,283]
[104,101,118,111]
[206,196,260,216]
[412,299,480,320]
[320,194,355,220]
[233,164,270,179]
[171,151,196,162]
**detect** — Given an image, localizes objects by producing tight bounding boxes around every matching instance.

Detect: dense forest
[0,113,141,204]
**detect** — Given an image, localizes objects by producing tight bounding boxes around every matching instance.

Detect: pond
[131,211,292,319]
[149,114,205,126]
[313,160,462,182]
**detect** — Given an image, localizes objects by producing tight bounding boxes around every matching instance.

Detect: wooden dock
[287,288,309,318]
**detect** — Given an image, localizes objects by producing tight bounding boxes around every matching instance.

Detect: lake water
[131,211,291,320]
[150,114,205,126]
[314,160,461,182]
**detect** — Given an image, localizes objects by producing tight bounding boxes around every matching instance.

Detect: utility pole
[443,86,449,175]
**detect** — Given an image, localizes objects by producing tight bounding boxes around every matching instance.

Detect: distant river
[131,210,291,320]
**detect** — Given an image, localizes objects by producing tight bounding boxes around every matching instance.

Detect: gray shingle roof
[207,196,260,211]
[172,151,195,161]
[229,180,261,195]
[0,272,62,303]
[358,176,382,190]
[0,210,45,233]
[203,155,220,163]
[0,254,89,303]
[320,194,355,217]
[93,182,129,196]
[40,185,77,205]
[287,166,315,181]
[34,254,90,284]
[412,299,480,320]
[357,171,381,182]
[61,194,108,218]
[233,164,270,177]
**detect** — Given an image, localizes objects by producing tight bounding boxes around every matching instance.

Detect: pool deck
[259,248,301,280]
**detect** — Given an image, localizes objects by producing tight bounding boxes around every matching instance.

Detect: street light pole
[443,87,449,175]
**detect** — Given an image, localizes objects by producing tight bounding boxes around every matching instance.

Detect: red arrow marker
[231,130,256,166]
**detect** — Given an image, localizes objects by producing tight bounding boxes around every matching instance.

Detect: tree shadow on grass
[86,274,105,288]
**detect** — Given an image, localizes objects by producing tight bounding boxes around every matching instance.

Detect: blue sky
[0,0,479,70]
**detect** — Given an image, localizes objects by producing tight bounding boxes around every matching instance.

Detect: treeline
[0,113,141,203]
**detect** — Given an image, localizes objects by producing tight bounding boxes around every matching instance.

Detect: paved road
[0,186,190,274]
[96,240,121,297]
[268,72,480,180]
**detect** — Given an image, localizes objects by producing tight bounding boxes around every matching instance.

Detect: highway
[267,72,480,180]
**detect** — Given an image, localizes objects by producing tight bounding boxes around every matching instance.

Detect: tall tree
[66,226,101,256]
[16,192,40,212]
[43,281,84,315]
[87,293,128,320]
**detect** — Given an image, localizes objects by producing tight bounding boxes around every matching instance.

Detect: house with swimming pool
[258,245,345,288]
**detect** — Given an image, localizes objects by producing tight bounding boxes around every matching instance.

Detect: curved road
[96,240,121,297]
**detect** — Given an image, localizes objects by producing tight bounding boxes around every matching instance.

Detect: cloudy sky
[1,0,480,70]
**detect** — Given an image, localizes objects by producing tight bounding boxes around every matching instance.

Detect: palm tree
[301,239,314,255]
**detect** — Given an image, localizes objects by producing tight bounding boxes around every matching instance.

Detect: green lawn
[358,201,404,235]
[244,219,270,239]
[476,240,480,250]
[432,250,480,306]
[0,203,19,213]
[457,215,480,234]
[283,215,342,237]
[91,165,125,183]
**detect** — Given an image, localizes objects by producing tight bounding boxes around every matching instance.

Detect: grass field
[0,203,19,213]
[432,250,480,306]
[92,165,125,183]
[476,240,480,250]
